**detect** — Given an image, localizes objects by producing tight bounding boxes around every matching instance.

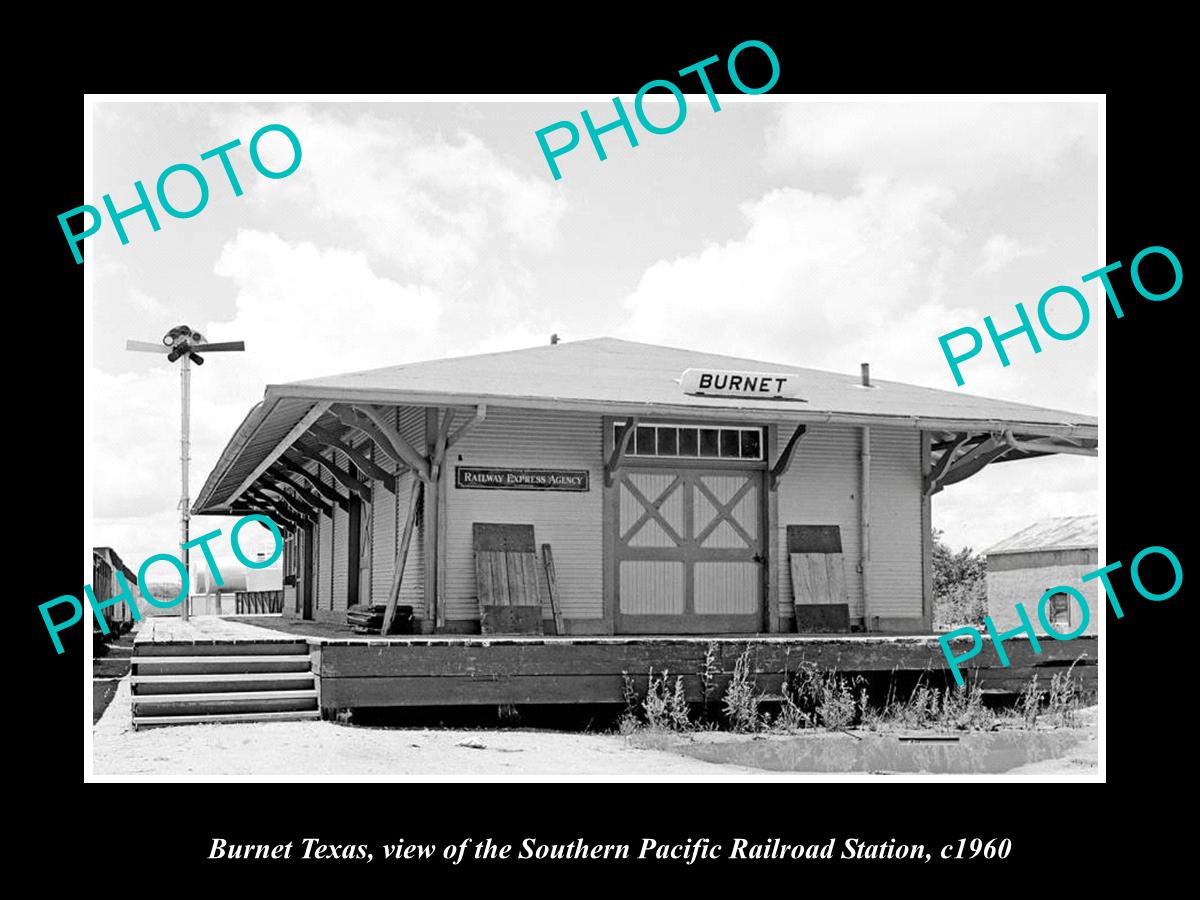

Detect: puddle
[670,730,1085,774]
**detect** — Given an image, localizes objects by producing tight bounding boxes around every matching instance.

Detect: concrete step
[133,709,321,728]
[132,655,312,675]
[132,672,315,694]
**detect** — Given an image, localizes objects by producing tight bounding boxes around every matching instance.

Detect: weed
[1046,654,1087,728]
[816,671,857,731]
[939,680,993,731]
[643,668,692,732]
[1017,674,1043,728]
[617,671,641,734]
[723,649,761,732]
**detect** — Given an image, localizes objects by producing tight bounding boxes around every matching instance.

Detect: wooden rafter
[223,400,331,509]
[261,472,333,518]
[286,443,371,501]
[329,407,410,472]
[306,422,398,490]
[254,484,315,523]
[241,490,300,532]
[269,460,348,511]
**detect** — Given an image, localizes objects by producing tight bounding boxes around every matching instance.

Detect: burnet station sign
[679,367,804,400]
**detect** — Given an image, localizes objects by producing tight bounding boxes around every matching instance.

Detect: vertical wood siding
[866,427,924,618]
[396,407,426,610]
[445,407,603,622]
[775,424,864,619]
[331,455,349,611]
[317,501,332,611]
[774,424,924,622]
[368,408,399,607]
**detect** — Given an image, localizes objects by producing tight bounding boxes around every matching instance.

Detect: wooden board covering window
[473,523,543,634]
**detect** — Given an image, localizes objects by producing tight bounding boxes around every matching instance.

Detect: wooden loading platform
[130,616,1096,723]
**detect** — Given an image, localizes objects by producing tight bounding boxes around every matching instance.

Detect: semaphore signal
[126,325,245,619]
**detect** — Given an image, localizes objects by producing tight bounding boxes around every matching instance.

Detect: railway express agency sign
[680,368,804,399]
[456,466,590,492]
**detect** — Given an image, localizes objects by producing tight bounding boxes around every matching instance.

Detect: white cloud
[620,178,986,388]
[766,103,1095,190]
[218,106,567,286]
[977,233,1040,274]
[211,229,443,382]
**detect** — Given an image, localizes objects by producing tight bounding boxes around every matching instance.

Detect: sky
[87,98,1099,576]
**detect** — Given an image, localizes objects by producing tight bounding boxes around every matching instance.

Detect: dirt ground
[92,677,752,777]
[1005,706,1098,774]
[92,676,1098,778]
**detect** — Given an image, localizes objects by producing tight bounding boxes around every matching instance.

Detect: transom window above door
[614,422,764,461]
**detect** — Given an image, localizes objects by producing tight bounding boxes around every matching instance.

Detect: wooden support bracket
[446,404,486,450]
[769,424,807,491]
[923,432,971,496]
[349,405,432,482]
[604,417,639,487]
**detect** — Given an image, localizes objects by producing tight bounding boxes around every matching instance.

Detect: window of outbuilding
[1046,591,1072,628]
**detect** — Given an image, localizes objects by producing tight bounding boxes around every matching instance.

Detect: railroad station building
[193,338,1098,638]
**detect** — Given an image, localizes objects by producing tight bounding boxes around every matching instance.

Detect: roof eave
[264,384,1098,441]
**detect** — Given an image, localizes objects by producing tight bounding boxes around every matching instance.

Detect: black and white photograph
[77,90,1111,783]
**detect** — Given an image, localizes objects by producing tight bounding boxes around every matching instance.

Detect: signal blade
[190,341,246,352]
[126,340,169,353]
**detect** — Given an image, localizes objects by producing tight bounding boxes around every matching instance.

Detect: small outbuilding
[92,547,139,632]
[984,515,1099,636]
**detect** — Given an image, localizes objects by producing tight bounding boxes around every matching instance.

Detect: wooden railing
[235,590,284,614]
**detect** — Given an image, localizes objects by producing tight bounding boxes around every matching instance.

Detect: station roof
[195,337,1098,513]
[985,515,1099,555]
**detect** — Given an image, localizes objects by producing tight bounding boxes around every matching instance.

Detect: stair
[131,640,319,728]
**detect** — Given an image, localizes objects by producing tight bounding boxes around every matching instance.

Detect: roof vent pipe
[550,334,559,345]
[861,363,871,387]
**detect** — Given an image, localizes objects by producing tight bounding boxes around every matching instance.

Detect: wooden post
[381,478,422,635]
[434,409,452,629]
[423,408,439,629]
[541,544,565,636]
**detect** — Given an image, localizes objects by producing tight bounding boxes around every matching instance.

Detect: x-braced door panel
[614,468,763,633]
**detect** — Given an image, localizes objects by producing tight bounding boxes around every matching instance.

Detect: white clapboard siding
[368,409,399,607]
[331,454,350,612]
[445,407,603,623]
[866,426,923,617]
[774,424,864,619]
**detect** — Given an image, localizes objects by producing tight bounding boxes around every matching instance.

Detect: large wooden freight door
[614,467,764,633]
